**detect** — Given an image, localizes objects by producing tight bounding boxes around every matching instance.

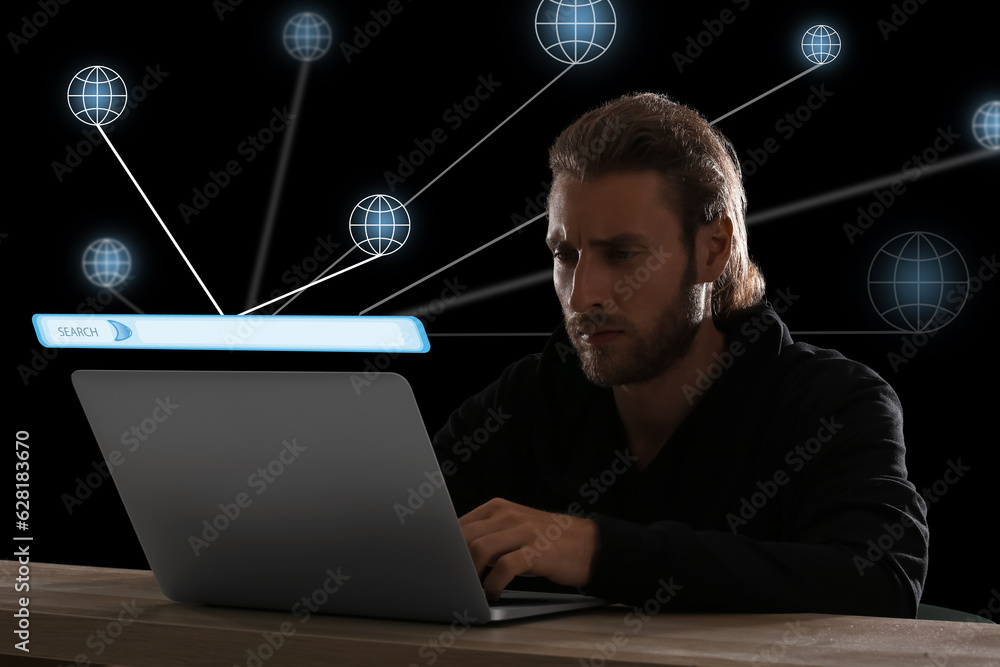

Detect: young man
[431,93,928,617]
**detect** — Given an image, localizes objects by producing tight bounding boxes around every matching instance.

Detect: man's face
[546,171,704,387]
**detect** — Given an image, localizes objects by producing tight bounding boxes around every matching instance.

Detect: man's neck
[612,318,728,471]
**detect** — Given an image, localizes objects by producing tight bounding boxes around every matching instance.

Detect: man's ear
[696,215,733,284]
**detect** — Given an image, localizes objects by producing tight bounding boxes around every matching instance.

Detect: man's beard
[565,260,703,388]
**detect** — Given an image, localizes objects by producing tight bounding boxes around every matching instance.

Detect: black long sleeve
[431,305,928,617]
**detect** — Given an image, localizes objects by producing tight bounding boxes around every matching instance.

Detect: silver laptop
[71,369,605,623]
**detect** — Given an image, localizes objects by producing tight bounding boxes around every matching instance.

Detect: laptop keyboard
[489,596,571,606]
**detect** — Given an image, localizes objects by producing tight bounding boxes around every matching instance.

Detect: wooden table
[2,562,999,667]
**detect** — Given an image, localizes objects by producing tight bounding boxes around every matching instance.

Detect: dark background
[5,0,998,618]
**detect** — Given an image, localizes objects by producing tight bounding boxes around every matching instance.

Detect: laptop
[71,369,606,623]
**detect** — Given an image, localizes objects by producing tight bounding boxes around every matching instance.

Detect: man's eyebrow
[546,233,653,250]
[587,233,651,248]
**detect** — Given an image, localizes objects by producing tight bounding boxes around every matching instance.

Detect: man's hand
[458,497,599,600]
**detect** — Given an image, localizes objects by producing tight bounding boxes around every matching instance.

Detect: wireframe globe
[284,13,332,61]
[868,232,969,333]
[82,238,132,288]
[972,101,1000,150]
[535,0,616,65]
[801,25,841,65]
[67,66,127,126]
[350,195,410,257]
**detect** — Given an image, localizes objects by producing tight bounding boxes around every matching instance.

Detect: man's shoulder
[778,339,886,383]
[727,303,901,410]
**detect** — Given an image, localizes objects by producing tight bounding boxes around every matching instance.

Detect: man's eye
[553,251,576,262]
[611,250,639,261]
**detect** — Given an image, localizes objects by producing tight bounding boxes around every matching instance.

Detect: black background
[5,0,998,618]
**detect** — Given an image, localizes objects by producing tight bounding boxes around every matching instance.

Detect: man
[431,93,928,617]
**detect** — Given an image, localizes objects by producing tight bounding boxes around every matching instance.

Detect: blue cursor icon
[108,320,133,342]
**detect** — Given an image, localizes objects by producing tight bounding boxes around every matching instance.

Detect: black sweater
[431,304,929,617]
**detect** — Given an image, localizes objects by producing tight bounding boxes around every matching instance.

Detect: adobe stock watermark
[682,287,800,405]
[740,84,834,178]
[549,244,680,367]
[61,396,180,514]
[726,415,843,533]
[234,620,298,667]
[517,448,640,569]
[340,0,415,63]
[70,600,146,665]
[393,407,512,524]
[350,277,468,395]
[179,105,295,224]
[408,609,478,667]
[877,0,929,41]
[976,588,1000,622]
[671,0,751,73]
[233,566,350,667]
[290,566,351,623]
[509,180,551,232]
[887,253,997,373]
[579,576,683,667]
[17,278,138,386]
[271,236,342,296]
[579,449,638,505]
[238,235,343,321]
[509,116,631,236]
[573,116,631,174]
[923,622,984,667]
[854,459,969,577]
[844,126,960,244]
[407,277,468,325]
[188,438,306,556]
[213,0,243,22]
[443,447,638,573]
[7,0,72,54]
[552,245,675,361]
[51,65,170,182]
[510,116,630,233]
[347,340,409,394]
[383,73,503,192]
[225,236,343,348]
[749,620,813,667]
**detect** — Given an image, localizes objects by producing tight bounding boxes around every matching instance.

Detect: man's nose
[568,254,607,314]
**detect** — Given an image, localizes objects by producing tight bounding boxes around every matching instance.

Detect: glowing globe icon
[972,101,1000,150]
[67,66,127,126]
[284,13,332,61]
[350,195,410,257]
[868,232,969,333]
[535,0,616,65]
[802,25,840,64]
[83,238,132,289]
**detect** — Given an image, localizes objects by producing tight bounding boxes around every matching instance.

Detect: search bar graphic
[32,315,430,353]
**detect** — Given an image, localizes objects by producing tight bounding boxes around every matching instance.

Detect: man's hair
[548,92,766,321]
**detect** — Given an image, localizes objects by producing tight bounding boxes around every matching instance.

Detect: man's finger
[482,548,533,601]
[458,497,514,527]
[466,525,534,577]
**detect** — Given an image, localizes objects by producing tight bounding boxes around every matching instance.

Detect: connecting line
[429,333,551,337]
[96,124,225,315]
[790,331,915,335]
[271,246,356,316]
[109,289,146,314]
[404,65,575,207]
[709,63,823,126]
[238,254,380,315]
[246,60,311,310]
[359,211,548,315]
[388,269,550,317]
[748,150,1000,225]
